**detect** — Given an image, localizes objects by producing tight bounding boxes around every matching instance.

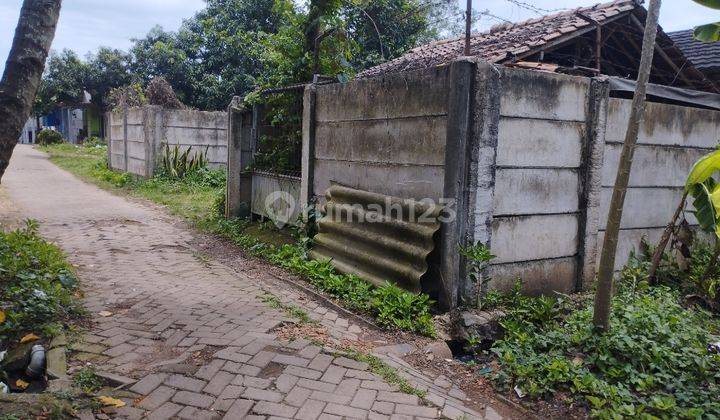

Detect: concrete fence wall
[483,69,592,295]
[225,59,720,309]
[310,67,451,204]
[599,99,720,270]
[108,106,228,177]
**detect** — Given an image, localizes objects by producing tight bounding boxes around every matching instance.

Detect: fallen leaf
[20,333,40,344]
[98,311,113,317]
[15,379,29,390]
[0,310,5,324]
[97,396,126,408]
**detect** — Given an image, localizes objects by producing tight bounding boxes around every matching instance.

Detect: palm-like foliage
[160,144,208,178]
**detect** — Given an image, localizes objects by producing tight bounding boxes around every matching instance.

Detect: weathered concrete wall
[474,66,720,297]
[599,99,720,270]
[108,106,228,177]
[312,66,451,203]
[482,68,591,295]
[163,109,228,167]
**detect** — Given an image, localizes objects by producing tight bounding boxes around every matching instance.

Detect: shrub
[145,76,185,109]
[488,279,720,419]
[108,83,146,111]
[83,136,105,147]
[36,129,64,145]
[0,220,83,342]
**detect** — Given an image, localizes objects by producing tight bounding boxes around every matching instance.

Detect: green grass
[39,144,222,223]
[261,292,315,324]
[341,348,426,398]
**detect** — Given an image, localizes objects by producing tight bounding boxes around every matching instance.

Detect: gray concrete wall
[475,66,720,297]
[108,106,228,177]
[599,99,720,270]
[482,68,591,295]
[312,66,451,203]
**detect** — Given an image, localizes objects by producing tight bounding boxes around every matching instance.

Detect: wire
[503,0,566,15]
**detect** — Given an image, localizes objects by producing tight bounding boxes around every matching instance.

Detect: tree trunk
[593,0,662,331]
[648,191,688,284]
[0,0,61,182]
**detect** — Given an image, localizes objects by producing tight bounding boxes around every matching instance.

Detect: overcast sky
[1,0,717,74]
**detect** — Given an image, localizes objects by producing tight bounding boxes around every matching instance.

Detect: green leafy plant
[36,129,64,145]
[73,367,104,393]
[692,0,720,42]
[0,220,83,343]
[459,242,495,307]
[160,144,209,179]
[489,272,720,419]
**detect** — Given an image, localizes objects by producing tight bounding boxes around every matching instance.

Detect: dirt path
[1,146,500,419]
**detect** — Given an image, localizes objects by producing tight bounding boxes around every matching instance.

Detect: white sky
[1,0,717,74]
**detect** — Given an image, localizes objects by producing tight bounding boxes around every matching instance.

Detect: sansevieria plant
[160,143,209,178]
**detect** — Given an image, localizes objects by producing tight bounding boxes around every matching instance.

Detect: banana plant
[692,0,720,42]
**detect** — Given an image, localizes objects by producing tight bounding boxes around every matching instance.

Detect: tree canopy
[35,0,461,113]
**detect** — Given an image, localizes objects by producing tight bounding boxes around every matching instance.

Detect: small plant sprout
[459,242,495,306]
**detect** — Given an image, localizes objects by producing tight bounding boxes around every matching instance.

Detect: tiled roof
[359,0,638,78]
[668,29,720,70]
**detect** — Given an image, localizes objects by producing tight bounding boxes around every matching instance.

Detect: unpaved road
[0,145,496,419]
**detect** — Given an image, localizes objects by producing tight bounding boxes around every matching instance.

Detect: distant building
[17,118,39,144]
[360,0,717,93]
[668,29,720,84]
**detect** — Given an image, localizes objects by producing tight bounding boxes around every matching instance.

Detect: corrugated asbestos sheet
[309,185,443,293]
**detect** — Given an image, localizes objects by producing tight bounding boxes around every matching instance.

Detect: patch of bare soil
[273,322,330,345]
[404,351,588,420]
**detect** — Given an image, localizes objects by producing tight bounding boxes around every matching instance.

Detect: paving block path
[2,146,491,419]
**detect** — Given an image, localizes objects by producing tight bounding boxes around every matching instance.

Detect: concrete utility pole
[593,0,662,331]
[464,0,472,56]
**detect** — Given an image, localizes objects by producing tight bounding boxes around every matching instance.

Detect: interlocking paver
[284,385,312,407]
[138,386,176,410]
[165,374,207,392]
[172,390,215,408]
[129,373,167,395]
[2,147,496,420]
[203,371,235,396]
[296,399,326,420]
[242,387,284,403]
[147,402,183,420]
[223,399,254,419]
[324,402,368,419]
[253,401,298,417]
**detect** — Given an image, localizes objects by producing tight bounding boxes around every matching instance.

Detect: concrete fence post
[225,99,253,218]
[439,59,477,310]
[105,112,112,167]
[122,104,129,173]
[300,83,318,218]
[463,61,502,304]
[142,105,163,178]
[577,78,610,290]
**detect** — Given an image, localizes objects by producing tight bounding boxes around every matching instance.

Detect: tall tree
[0,0,62,182]
[593,0,662,331]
